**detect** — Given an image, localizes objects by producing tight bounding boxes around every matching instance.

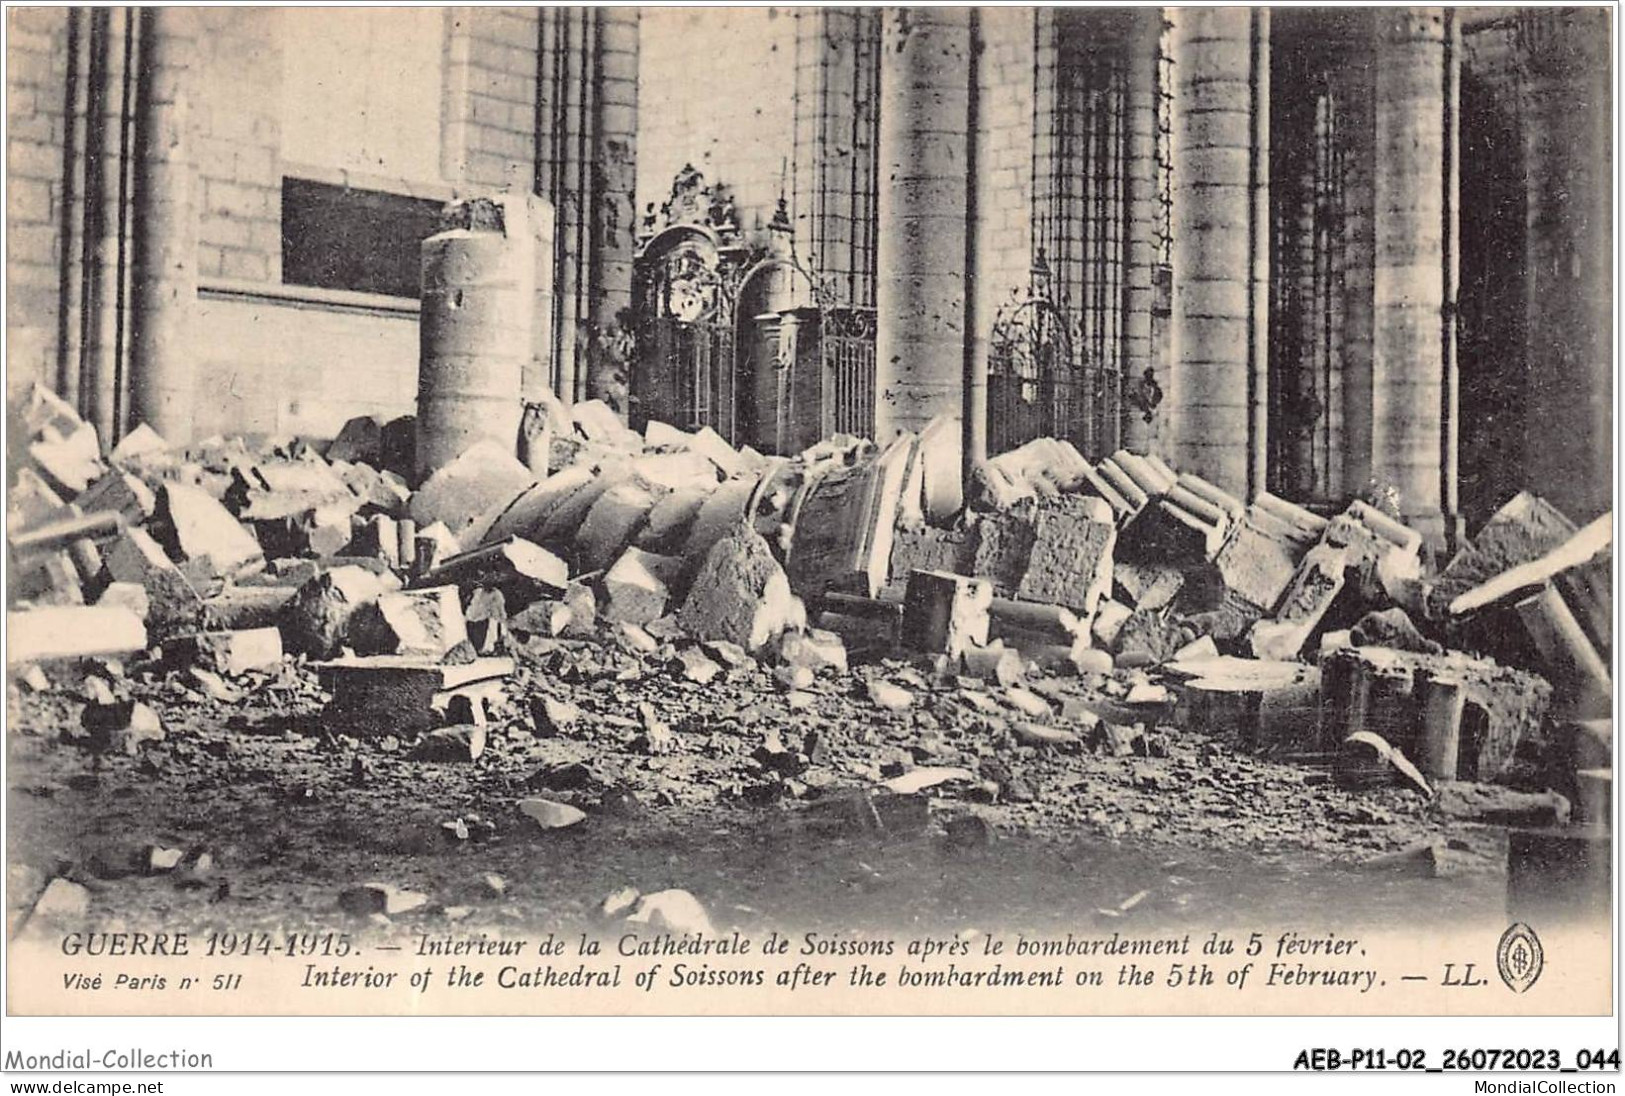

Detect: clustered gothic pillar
[1166,7,1266,497]
[1518,9,1612,522]
[58,6,199,446]
[536,7,640,405]
[1370,8,1447,542]
[1119,6,1163,455]
[874,7,974,442]
[128,7,198,443]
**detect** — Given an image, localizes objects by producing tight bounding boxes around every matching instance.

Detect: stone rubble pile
[5,380,1612,914]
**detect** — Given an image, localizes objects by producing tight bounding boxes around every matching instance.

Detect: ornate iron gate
[631,168,749,440]
[988,264,1121,459]
[633,170,877,450]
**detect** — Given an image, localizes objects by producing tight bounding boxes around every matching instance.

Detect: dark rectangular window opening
[280,177,444,299]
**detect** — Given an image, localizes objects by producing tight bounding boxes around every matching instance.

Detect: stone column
[1167,7,1260,494]
[1518,9,1612,522]
[1120,6,1162,453]
[874,7,973,441]
[593,8,639,334]
[1371,8,1446,542]
[129,7,198,443]
[1337,13,1378,499]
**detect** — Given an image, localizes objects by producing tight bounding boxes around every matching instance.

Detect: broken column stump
[313,655,513,736]
[902,570,993,659]
[1318,646,1552,782]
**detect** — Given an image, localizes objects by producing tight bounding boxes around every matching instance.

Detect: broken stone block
[102,527,203,630]
[1012,721,1078,749]
[281,565,392,658]
[1005,686,1052,720]
[682,474,759,572]
[413,537,568,608]
[627,448,719,493]
[180,628,284,675]
[1113,560,1185,612]
[1212,513,1302,618]
[509,599,574,640]
[572,399,639,448]
[480,465,597,546]
[867,679,914,711]
[903,570,993,659]
[673,646,722,685]
[338,882,428,917]
[1117,495,1224,566]
[778,628,847,674]
[251,501,354,560]
[529,695,580,736]
[636,484,712,554]
[155,482,265,578]
[562,580,598,637]
[80,699,165,755]
[1514,583,1611,720]
[26,415,104,498]
[325,415,385,465]
[520,798,588,831]
[1091,598,1132,649]
[961,643,1026,686]
[575,482,659,573]
[7,605,147,665]
[626,889,715,935]
[94,581,149,620]
[200,584,297,631]
[410,724,487,762]
[1351,607,1441,654]
[888,521,976,590]
[969,508,1037,595]
[1435,782,1571,828]
[677,524,803,653]
[1012,495,1115,619]
[226,460,354,521]
[352,586,469,660]
[1318,645,1551,781]
[1248,543,1350,661]
[1113,609,1193,667]
[74,470,156,525]
[330,460,412,517]
[109,422,168,465]
[408,440,537,538]
[1435,492,1579,610]
[614,621,659,653]
[688,426,746,479]
[350,514,401,568]
[315,654,512,736]
[538,464,633,547]
[1250,492,1329,556]
[1166,656,1321,752]
[601,547,682,625]
[464,587,508,654]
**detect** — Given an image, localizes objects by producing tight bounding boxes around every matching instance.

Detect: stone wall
[637,7,797,235]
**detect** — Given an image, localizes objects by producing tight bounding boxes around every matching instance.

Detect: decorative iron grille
[1007,10,1130,459]
[821,306,877,438]
[1268,27,1349,502]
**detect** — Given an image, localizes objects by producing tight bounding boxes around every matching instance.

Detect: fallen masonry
[3,374,1610,931]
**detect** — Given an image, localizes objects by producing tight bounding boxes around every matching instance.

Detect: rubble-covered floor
[7,382,1606,940]
[8,642,1511,938]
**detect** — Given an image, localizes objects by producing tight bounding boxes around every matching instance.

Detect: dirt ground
[6,631,1526,943]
